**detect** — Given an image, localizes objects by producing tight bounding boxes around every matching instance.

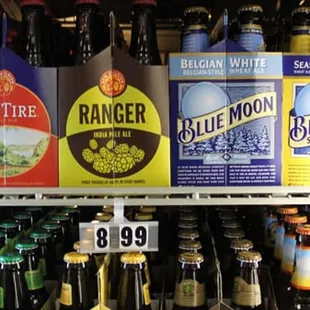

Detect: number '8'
[96,228,108,248]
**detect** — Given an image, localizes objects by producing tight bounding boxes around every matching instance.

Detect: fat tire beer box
[169,41,282,186]
[0,48,58,187]
[283,54,310,186]
[59,46,170,187]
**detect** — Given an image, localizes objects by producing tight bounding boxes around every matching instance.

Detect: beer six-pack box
[282,54,310,186]
[169,45,282,186]
[0,48,58,187]
[59,46,170,187]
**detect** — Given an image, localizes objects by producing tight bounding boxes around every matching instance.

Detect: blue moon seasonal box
[169,45,283,186]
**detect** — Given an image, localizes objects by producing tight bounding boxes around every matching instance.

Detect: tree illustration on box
[257,125,270,155]
[233,130,249,153]
[247,130,258,154]
[227,129,236,153]
[215,133,227,153]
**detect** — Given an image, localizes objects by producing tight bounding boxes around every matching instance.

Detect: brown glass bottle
[0,253,30,309]
[74,0,99,65]
[173,252,206,310]
[129,0,161,65]
[232,251,264,310]
[25,207,43,225]
[20,0,45,66]
[117,252,152,310]
[263,206,278,263]
[178,240,202,255]
[50,214,72,252]
[59,252,94,310]
[13,213,32,232]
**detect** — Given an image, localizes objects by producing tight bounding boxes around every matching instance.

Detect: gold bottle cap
[179,213,198,221]
[64,252,89,264]
[102,205,114,213]
[230,239,253,251]
[121,252,146,264]
[140,206,156,213]
[178,252,204,264]
[224,228,246,239]
[179,206,195,213]
[276,207,298,215]
[293,6,310,15]
[296,224,310,235]
[135,212,153,221]
[73,241,80,251]
[237,251,262,263]
[184,6,209,14]
[219,212,237,221]
[178,229,200,240]
[95,212,113,222]
[238,4,263,13]
[222,219,242,229]
[178,220,198,229]
[179,240,202,251]
[284,214,307,224]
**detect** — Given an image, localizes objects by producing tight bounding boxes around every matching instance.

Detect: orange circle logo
[0,70,16,96]
[99,70,126,97]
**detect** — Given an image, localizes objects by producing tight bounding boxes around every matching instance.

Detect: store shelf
[0,186,309,206]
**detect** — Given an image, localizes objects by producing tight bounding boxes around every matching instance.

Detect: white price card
[94,224,110,252]
[119,223,149,251]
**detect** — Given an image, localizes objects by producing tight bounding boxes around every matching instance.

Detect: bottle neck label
[281,233,297,274]
[232,276,262,307]
[181,26,209,53]
[264,215,277,249]
[60,283,73,306]
[25,269,44,291]
[274,224,285,261]
[290,26,310,53]
[237,25,265,52]
[174,279,206,307]
[291,245,310,290]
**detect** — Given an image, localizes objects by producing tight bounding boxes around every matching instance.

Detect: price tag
[94,224,110,251]
[119,223,149,251]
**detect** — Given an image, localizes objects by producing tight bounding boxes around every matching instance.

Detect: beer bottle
[290,7,310,53]
[0,220,18,244]
[178,220,198,230]
[173,252,206,310]
[237,4,266,52]
[229,18,239,42]
[181,6,209,52]
[25,207,43,225]
[178,240,202,255]
[50,214,72,252]
[43,7,56,67]
[232,251,264,310]
[13,213,32,232]
[61,207,80,226]
[0,232,5,249]
[95,212,113,223]
[74,0,100,65]
[59,252,94,310]
[129,0,162,65]
[263,206,278,263]
[20,0,45,66]
[15,240,48,309]
[222,219,243,230]
[117,252,152,310]
[178,229,200,242]
[102,205,114,214]
[0,253,30,309]
[277,215,307,310]
[30,229,56,280]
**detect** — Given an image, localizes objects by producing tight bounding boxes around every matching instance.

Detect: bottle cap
[184,6,209,14]
[95,212,113,222]
[292,6,310,15]
[25,207,42,212]
[222,219,243,229]
[53,212,69,217]
[179,213,198,221]
[0,220,18,229]
[179,240,202,251]
[284,214,307,224]
[140,206,156,213]
[276,207,298,215]
[64,252,89,264]
[62,207,80,214]
[178,220,198,229]
[179,206,195,213]
[75,0,100,5]
[121,252,146,264]
[296,224,310,235]
[237,250,262,263]
[216,206,238,212]
[51,215,70,222]
[135,212,153,221]
[230,239,254,251]
[30,229,52,240]
[41,221,61,230]
[219,212,237,221]
[238,4,263,13]
[178,252,204,264]
[178,229,200,240]
[224,228,246,239]
[73,241,80,251]
[132,0,157,6]
[15,239,38,251]
[20,0,45,6]
[102,205,114,213]
[0,253,24,265]
[13,213,31,220]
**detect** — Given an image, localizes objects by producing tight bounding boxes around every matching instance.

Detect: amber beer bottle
[263,206,278,263]
[74,0,100,65]
[20,0,45,66]
[15,240,48,309]
[117,252,152,310]
[59,252,94,310]
[173,252,206,310]
[232,251,264,310]
[129,0,162,65]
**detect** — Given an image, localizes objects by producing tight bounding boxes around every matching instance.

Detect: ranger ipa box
[169,50,282,186]
[283,55,310,186]
[0,48,58,187]
[59,47,170,187]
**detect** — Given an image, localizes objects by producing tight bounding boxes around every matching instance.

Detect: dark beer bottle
[232,251,264,310]
[289,224,310,310]
[178,240,202,255]
[20,0,45,66]
[237,4,266,52]
[0,232,5,249]
[15,240,48,309]
[13,213,32,232]
[117,252,152,310]
[25,207,43,225]
[0,253,30,309]
[129,0,162,65]
[178,229,200,242]
[59,252,94,310]
[30,229,56,280]
[75,0,99,65]
[181,6,209,52]
[0,220,18,244]
[179,212,198,222]
[173,252,206,310]
[178,220,198,230]
[61,207,80,226]
[50,214,72,252]
[290,7,310,52]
